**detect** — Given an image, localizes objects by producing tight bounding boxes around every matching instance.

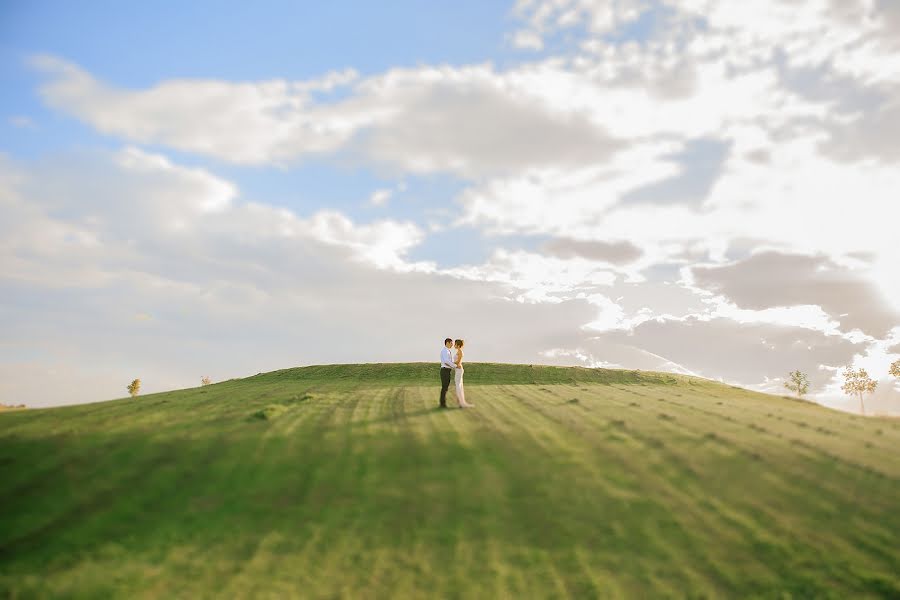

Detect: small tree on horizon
[127,379,141,398]
[841,367,876,415]
[784,370,809,399]
[201,376,212,386]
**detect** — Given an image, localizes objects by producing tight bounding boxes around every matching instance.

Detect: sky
[1,0,899,412]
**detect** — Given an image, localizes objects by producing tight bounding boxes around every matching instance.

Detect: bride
[454,339,474,408]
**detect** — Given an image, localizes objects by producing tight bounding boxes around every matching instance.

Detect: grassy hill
[1,363,898,598]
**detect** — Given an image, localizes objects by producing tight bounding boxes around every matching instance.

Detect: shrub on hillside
[784,370,809,399]
[252,405,287,420]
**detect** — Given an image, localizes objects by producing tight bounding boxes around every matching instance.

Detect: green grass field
[1,363,898,598]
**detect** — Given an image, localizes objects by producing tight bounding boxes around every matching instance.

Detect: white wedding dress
[454,350,474,408]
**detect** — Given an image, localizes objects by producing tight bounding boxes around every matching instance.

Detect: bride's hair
[454,339,464,348]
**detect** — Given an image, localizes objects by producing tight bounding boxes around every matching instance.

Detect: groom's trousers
[440,367,452,406]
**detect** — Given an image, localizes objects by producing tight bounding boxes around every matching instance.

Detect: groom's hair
[444,338,453,345]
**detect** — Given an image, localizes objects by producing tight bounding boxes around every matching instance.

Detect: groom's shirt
[441,347,455,369]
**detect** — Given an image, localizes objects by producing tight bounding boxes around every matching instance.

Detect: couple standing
[439,338,474,409]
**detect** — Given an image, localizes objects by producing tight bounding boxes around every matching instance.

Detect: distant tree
[201,376,212,386]
[127,379,141,398]
[841,367,876,415]
[890,359,900,379]
[784,370,809,399]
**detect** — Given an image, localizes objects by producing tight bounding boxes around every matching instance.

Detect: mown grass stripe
[2,364,898,598]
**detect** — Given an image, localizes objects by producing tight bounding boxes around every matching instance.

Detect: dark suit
[440,367,452,407]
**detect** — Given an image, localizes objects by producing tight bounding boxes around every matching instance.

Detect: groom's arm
[440,349,456,369]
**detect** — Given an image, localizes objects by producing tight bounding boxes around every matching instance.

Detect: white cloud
[510,30,545,51]
[444,248,616,303]
[10,3,900,414]
[369,188,392,206]
[513,0,900,86]
[708,302,842,336]
[457,125,900,328]
[0,149,607,406]
[595,314,862,393]
[670,0,900,84]
[29,54,363,166]
[30,56,622,177]
[4,146,427,276]
[539,347,623,368]
[689,250,900,338]
[512,0,651,43]
[457,140,681,235]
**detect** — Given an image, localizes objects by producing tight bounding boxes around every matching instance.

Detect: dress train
[455,367,473,408]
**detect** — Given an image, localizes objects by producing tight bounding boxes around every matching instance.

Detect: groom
[439,337,456,408]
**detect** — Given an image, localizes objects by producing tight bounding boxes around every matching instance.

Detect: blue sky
[1,1,514,81]
[2,0,575,271]
[1,0,899,412]
[1,0,513,261]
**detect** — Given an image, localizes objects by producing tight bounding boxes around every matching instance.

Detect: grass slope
[1,363,898,598]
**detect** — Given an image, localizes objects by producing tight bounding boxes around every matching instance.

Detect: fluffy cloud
[1,146,891,410]
[350,68,622,177]
[673,0,900,82]
[369,188,392,206]
[3,147,426,277]
[596,315,862,391]
[457,125,900,319]
[0,149,608,406]
[30,54,362,165]
[510,30,545,51]
[456,140,682,236]
[511,0,650,42]
[31,56,622,177]
[541,237,643,264]
[445,248,617,303]
[10,1,900,415]
[691,251,900,338]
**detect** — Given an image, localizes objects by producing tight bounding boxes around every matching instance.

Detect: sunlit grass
[1,363,898,598]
